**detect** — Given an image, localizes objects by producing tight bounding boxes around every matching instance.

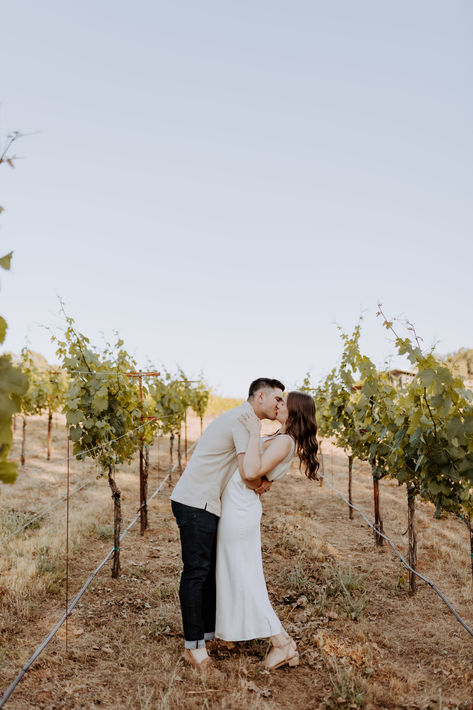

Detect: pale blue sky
[1,1,472,396]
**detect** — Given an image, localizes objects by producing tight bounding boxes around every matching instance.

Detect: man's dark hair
[248,378,285,399]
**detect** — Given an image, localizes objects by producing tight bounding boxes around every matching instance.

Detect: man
[170,377,285,672]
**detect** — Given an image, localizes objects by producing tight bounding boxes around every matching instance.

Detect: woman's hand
[238,410,262,436]
[255,477,272,495]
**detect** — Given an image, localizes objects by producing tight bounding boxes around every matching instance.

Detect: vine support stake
[348,454,353,520]
[177,429,182,474]
[372,472,384,546]
[319,442,324,487]
[407,484,417,593]
[138,373,146,536]
[47,409,53,461]
[21,415,26,466]
[470,517,473,585]
[139,443,146,535]
[65,437,70,653]
[184,410,188,465]
[169,433,174,475]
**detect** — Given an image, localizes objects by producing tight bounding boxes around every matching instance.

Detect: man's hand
[255,478,272,495]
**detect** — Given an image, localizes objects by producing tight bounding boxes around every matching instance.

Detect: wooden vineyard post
[21,416,26,466]
[138,373,146,536]
[372,470,384,546]
[469,516,473,585]
[184,410,188,465]
[460,514,473,585]
[170,433,174,469]
[141,444,149,533]
[47,409,53,461]
[139,443,147,535]
[177,428,182,474]
[348,454,353,520]
[108,465,122,578]
[469,515,473,585]
[407,484,417,593]
[65,438,70,653]
[145,446,149,488]
[319,442,324,487]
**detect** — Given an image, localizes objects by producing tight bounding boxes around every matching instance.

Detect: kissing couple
[170,377,319,675]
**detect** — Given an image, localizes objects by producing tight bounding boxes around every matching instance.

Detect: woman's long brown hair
[285,391,320,480]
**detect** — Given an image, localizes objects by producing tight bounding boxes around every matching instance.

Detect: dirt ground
[1,415,473,709]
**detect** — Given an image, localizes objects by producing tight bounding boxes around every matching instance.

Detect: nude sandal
[264,634,299,670]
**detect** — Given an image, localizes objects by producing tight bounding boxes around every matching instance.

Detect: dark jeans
[171,500,218,648]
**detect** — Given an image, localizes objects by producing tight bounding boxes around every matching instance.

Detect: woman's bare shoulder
[263,434,293,455]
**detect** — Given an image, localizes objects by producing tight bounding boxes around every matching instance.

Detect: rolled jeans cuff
[185,638,206,650]
[204,632,215,641]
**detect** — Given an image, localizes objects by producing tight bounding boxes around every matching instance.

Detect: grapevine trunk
[177,432,182,474]
[108,466,122,578]
[407,485,417,593]
[319,443,324,487]
[21,416,26,467]
[372,470,384,546]
[348,454,353,520]
[139,444,147,535]
[184,412,188,465]
[169,434,174,477]
[47,410,52,461]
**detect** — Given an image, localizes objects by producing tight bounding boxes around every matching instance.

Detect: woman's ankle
[270,632,290,647]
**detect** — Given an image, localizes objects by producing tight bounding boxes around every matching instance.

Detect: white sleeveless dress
[215,435,295,641]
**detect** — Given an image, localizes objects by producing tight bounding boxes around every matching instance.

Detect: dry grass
[1,422,473,708]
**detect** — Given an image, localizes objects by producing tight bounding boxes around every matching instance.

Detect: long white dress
[215,435,295,641]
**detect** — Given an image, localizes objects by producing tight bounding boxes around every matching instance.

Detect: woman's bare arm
[241,434,292,480]
[237,411,292,481]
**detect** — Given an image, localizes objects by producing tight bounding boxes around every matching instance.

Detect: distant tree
[19,349,50,466]
[444,348,473,378]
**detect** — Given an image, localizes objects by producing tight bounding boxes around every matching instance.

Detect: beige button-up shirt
[170,401,252,517]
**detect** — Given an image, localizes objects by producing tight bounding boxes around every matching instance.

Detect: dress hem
[215,625,282,642]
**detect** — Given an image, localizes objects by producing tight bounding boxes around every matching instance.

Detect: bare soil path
[1,419,473,709]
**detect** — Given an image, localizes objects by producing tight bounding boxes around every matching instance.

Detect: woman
[215,391,319,670]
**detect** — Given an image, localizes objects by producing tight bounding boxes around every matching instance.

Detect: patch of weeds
[34,545,65,579]
[330,566,365,595]
[130,563,149,580]
[90,522,113,540]
[393,568,409,596]
[277,562,318,602]
[156,583,177,601]
[313,586,329,616]
[0,509,40,536]
[147,619,173,638]
[323,654,368,709]
[136,684,156,710]
[0,647,7,669]
[326,566,368,621]
[274,524,300,555]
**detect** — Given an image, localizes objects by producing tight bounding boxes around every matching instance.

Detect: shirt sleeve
[232,419,249,454]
